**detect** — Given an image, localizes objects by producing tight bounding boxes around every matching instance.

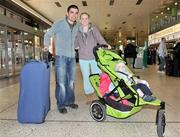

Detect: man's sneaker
[161,71,165,74]
[59,108,67,114]
[68,104,78,109]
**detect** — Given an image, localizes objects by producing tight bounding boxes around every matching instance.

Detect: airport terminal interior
[0,0,180,137]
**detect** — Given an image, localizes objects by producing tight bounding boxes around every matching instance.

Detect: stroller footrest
[105,97,132,112]
[160,101,165,109]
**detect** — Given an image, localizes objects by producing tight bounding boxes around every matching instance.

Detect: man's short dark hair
[161,37,165,41]
[67,5,79,12]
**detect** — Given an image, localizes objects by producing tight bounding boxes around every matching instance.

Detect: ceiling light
[174,2,178,6]
[24,40,28,43]
[136,0,143,5]
[107,14,111,17]
[82,1,88,6]
[119,32,122,37]
[55,2,61,7]
[122,21,126,24]
[167,7,170,10]
[109,0,114,6]
[0,31,4,34]
[24,32,28,35]
[156,16,158,18]
[34,27,38,31]
[161,12,163,15]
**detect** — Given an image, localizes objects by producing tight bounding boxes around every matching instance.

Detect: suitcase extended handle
[43,51,50,68]
[27,59,49,69]
[27,52,50,68]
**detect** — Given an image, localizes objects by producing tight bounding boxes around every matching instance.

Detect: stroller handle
[93,44,108,61]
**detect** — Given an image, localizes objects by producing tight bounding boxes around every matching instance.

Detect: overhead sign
[148,23,180,45]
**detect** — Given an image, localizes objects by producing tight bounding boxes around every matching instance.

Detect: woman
[75,12,109,104]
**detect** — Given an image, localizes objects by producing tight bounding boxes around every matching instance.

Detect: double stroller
[89,45,166,137]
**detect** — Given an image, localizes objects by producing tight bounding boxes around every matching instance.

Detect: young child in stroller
[114,62,156,102]
[99,62,156,106]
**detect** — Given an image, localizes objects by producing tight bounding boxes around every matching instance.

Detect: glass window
[6,9,22,22]
[0,26,6,77]
[13,14,22,22]
[24,32,35,62]
[149,2,180,33]
[34,36,41,60]
[6,10,14,19]
[0,6,4,15]
[14,30,24,73]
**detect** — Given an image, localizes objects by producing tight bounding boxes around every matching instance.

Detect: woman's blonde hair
[80,12,90,19]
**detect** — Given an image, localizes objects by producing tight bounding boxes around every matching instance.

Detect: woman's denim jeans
[55,55,76,109]
[79,59,101,94]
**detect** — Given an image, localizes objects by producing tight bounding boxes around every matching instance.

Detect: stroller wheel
[89,100,106,122]
[157,109,166,137]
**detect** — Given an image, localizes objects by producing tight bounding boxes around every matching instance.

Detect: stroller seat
[99,73,132,112]
[104,97,132,112]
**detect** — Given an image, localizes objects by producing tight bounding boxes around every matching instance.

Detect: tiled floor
[0,64,179,137]
[0,76,19,88]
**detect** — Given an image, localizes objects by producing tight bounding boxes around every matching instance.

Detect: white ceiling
[21,0,174,44]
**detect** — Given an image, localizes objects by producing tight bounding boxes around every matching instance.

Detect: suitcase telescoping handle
[26,52,49,68]
[43,51,50,68]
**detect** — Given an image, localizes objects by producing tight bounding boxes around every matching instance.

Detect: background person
[124,40,137,71]
[157,37,167,73]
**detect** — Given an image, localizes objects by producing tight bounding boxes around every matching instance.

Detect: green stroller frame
[89,45,166,137]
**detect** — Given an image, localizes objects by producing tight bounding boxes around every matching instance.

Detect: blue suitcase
[17,61,50,123]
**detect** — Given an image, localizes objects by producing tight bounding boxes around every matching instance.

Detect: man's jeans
[159,56,165,71]
[55,55,76,109]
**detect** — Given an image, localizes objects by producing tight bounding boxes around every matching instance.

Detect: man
[44,5,79,114]
[124,40,137,71]
[173,38,180,76]
[158,37,167,73]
